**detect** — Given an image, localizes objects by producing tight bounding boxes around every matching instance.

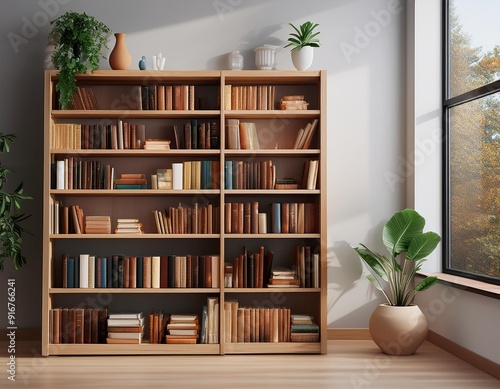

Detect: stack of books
[106,312,145,344]
[280,95,309,110]
[165,314,199,344]
[144,139,171,150]
[267,267,299,288]
[114,173,147,189]
[290,314,319,342]
[85,216,111,234]
[114,219,143,234]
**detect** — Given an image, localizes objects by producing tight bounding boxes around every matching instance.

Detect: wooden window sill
[417,273,500,300]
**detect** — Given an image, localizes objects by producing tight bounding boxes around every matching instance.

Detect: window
[444,0,500,284]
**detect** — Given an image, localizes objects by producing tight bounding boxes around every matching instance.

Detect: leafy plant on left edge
[0,133,32,270]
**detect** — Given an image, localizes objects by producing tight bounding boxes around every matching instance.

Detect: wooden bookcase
[42,69,327,356]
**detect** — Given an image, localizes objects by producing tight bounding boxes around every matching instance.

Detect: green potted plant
[352,208,441,355]
[48,11,111,110]
[0,134,32,270]
[284,21,320,70]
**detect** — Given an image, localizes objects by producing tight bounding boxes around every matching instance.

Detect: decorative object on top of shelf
[352,208,441,355]
[254,45,278,70]
[0,133,32,271]
[109,33,132,70]
[138,56,146,70]
[48,11,111,110]
[284,21,320,71]
[228,51,244,70]
[153,52,166,70]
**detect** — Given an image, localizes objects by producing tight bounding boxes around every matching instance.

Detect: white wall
[28,0,500,362]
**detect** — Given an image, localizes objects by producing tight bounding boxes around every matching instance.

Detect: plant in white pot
[352,208,441,355]
[284,21,320,71]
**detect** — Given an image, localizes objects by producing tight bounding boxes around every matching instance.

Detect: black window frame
[443,0,500,285]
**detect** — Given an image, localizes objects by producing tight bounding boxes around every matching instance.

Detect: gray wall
[0,0,406,331]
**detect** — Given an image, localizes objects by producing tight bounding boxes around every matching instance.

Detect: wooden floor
[3,340,499,388]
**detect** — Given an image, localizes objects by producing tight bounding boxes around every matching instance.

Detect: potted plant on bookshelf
[0,133,32,270]
[352,208,441,355]
[48,11,111,109]
[284,21,320,71]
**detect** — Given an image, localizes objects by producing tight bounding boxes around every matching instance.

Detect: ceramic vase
[291,46,314,71]
[109,33,132,70]
[369,304,428,356]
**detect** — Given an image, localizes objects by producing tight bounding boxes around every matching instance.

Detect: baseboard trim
[426,330,500,380]
[327,328,371,340]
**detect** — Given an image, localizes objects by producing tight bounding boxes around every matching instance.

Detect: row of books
[155,160,220,190]
[223,85,276,111]
[60,254,220,289]
[224,245,319,289]
[153,203,220,234]
[69,87,99,110]
[225,246,273,288]
[49,307,108,344]
[224,159,275,190]
[223,201,318,234]
[141,84,197,111]
[51,121,146,150]
[224,302,291,343]
[55,159,114,190]
[226,120,260,150]
[51,204,85,234]
[179,120,220,150]
[292,119,318,149]
[271,202,318,234]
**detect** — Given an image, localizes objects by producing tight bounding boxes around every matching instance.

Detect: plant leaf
[383,208,425,257]
[407,231,441,261]
[415,276,438,292]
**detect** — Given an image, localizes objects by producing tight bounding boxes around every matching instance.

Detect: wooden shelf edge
[50,234,221,239]
[222,342,321,354]
[224,288,321,293]
[49,288,220,294]
[47,343,220,355]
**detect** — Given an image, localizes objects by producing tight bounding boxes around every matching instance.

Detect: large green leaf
[383,209,425,257]
[415,276,438,292]
[353,244,390,282]
[407,231,441,261]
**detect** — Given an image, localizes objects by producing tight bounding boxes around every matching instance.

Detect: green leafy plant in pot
[48,11,111,110]
[352,208,441,355]
[0,134,32,270]
[284,21,320,71]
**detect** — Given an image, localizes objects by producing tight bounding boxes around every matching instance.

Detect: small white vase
[291,46,314,71]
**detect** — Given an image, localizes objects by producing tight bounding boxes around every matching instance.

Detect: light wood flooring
[2,340,499,388]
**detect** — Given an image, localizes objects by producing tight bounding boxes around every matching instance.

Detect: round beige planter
[369,304,428,356]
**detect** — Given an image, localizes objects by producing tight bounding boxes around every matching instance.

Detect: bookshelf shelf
[49,288,220,294]
[52,109,221,119]
[43,69,326,356]
[50,189,221,196]
[49,234,221,239]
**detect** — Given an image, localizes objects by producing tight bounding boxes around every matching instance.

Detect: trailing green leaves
[48,12,110,109]
[0,133,32,270]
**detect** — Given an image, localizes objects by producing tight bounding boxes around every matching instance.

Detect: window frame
[442,0,500,285]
